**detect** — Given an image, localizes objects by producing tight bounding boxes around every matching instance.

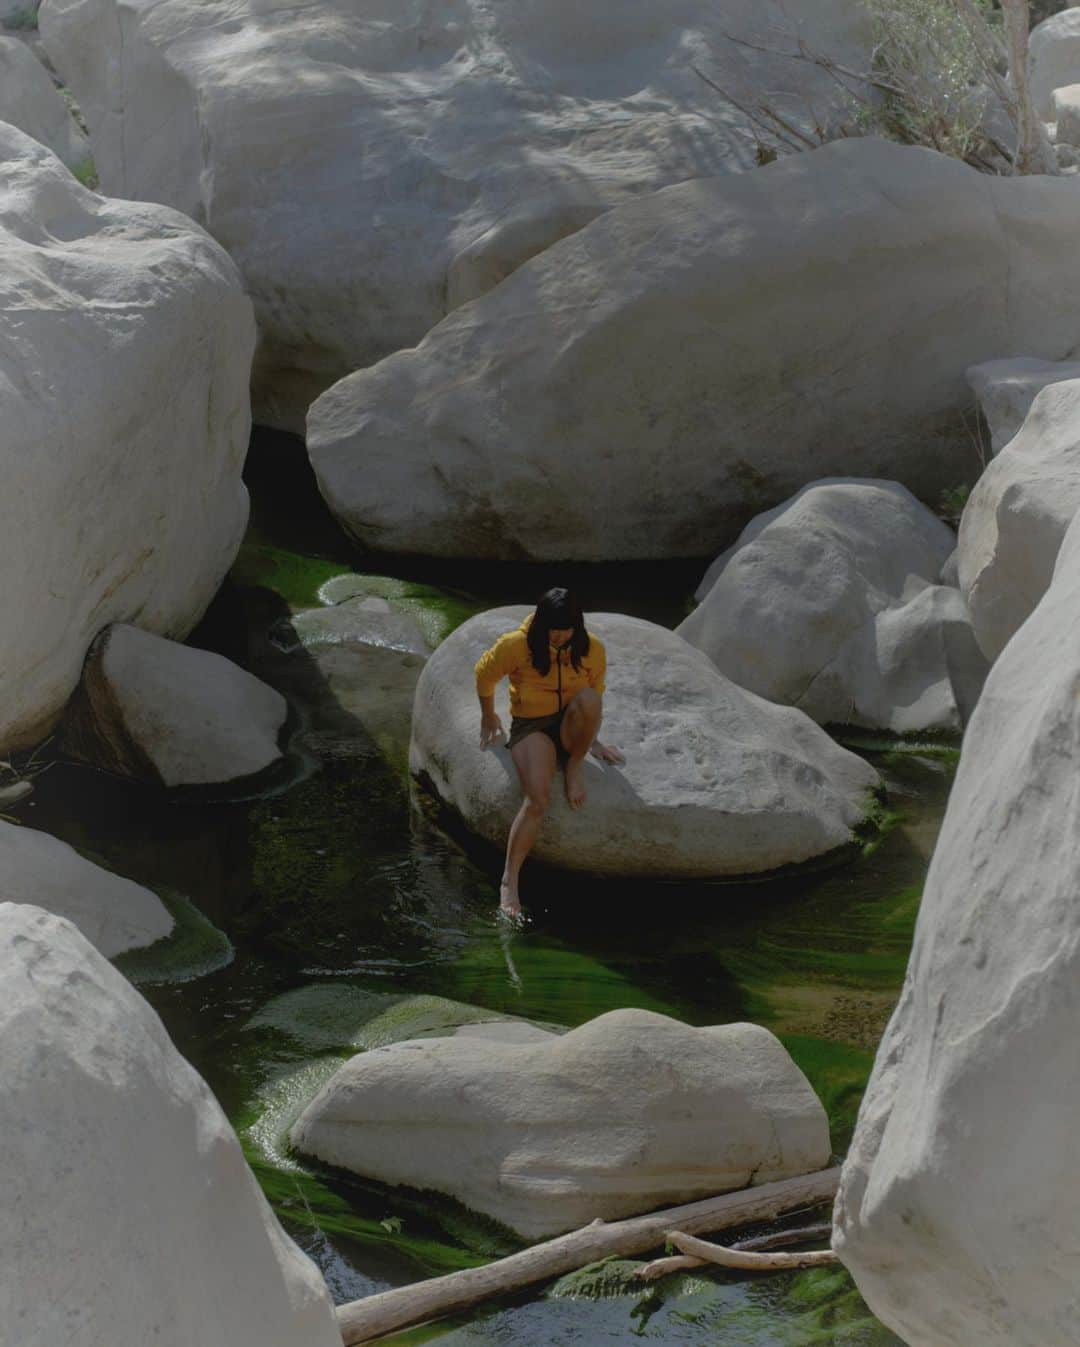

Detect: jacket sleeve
[587,637,607,695]
[475,630,520,697]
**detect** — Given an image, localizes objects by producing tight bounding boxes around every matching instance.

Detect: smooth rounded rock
[0,820,172,956]
[0,902,340,1347]
[61,624,288,787]
[834,507,1080,1347]
[966,355,1080,455]
[958,377,1080,662]
[309,139,1080,561]
[0,36,90,174]
[38,0,870,429]
[0,124,254,754]
[410,607,880,877]
[678,480,987,732]
[1031,7,1080,118]
[292,1007,832,1240]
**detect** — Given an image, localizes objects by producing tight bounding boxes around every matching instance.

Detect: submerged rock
[292,1007,831,1240]
[285,594,431,658]
[678,480,987,732]
[61,624,288,787]
[958,377,1080,662]
[0,903,340,1347]
[0,123,254,755]
[966,355,1080,455]
[308,139,1080,561]
[38,0,870,428]
[0,819,172,956]
[834,502,1080,1347]
[0,37,90,175]
[410,607,879,877]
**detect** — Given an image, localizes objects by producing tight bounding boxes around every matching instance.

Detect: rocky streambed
[16,435,952,1345]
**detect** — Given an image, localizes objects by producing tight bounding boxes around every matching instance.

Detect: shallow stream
[27,437,952,1345]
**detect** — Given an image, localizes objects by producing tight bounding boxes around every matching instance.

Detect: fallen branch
[665,1227,839,1272]
[637,1222,832,1281]
[335,1167,840,1345]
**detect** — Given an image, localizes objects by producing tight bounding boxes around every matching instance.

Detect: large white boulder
[0,37,90,175]
[834,506,1080,1347]
[293,1007,831,1241]
[38,0,869,429]
[958,377,1080,662]
[61,625,288,787]
[0,902,340,1347]
[0,820,172,956]
[1031,7,1080,119]
[410,607,879,877]
[0,124,254,754]
[966,355,1080,454]
[678,480,987,732]
[308,139,1080,562]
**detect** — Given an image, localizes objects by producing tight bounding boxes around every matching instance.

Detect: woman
[475,588,624,917]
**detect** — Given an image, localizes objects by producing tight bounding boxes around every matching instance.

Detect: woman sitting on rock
[475,588,624,918]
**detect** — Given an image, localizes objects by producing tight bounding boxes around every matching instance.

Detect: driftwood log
[665,1227,838,1271]
[335,1167,840,1345]
[636,1222,833,1281]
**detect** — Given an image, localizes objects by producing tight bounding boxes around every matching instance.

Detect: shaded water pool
[24,438,950,1344]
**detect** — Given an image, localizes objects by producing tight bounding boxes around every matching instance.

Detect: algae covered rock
[292,1008,831,1240]
[0,902,340,1347]
[410,606,880,878]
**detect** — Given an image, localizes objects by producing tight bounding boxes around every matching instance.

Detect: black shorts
[506,708,569,763]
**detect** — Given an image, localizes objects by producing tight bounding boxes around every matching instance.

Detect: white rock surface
[1031,7,1080,119]
[834,507,1080,1347]
[0,820,172,956]
[0,124,254,754]
[410,607,879,877]
[678,480,987,732]
[0,904,340,1347]
[1053,81,1080,149]
[966,355,1080,454]
[0,37,90,174]
[309,139,1080,561]
[287,595,430,657]
[38,0,870,429]
[958,378,1080,662]
[293,1007,831,1240]
[62,624,288,787]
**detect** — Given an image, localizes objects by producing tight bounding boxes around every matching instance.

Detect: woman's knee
[567,687,601,720]
[523,783,551,815]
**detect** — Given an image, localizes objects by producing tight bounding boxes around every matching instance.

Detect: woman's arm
[475,632,518,746]
[478,692,503,747]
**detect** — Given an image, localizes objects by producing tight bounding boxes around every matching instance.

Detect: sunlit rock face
[0,902,342,1347]
[966,356,1080,455]
[0,37,92,176]
[38,0,870,428]
[959,378,1080,663]
[293,1008,832,1240]
[0,123,254,754]
[410,606,880,878]
[835,509,1080,1346]
[679,479,988,733]
[307,139,1080,562]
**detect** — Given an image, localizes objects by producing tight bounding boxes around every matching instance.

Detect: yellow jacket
[475,619,607,719]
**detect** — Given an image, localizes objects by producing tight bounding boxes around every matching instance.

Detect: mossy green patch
[230,543,350,610]
[316,573,481,648]
[547,1258,656,1300]
[115,889,232,985]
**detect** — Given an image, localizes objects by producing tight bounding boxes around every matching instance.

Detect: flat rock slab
[0,902,340,1347]
[61,623,288,787]
[410,606,879,877]
[292,1007,831,1241]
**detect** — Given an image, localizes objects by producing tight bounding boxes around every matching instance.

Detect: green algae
[230,544,351,610]
[114,888,232,985]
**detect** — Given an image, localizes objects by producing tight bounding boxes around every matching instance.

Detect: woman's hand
[480,712,505,747]
[591,739,625,765]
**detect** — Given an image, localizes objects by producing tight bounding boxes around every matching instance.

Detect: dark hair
[526,587,590,676]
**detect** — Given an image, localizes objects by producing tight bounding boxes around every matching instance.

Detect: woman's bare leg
[560,689,604,809]
[501,732,557,916]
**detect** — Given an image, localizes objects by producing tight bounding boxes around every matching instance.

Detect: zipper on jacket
[556,647,563,712]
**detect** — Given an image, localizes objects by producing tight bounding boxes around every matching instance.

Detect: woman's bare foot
[564,757,587,809]
[499,878,522,919]
[590,740,625,765]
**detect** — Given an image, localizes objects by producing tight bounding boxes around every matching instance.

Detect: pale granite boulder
[679,480,987,732]
[0,37,90,174]
[293,1007,831,1240]
[958,377,1080,661]
[835,506,1080,1347]
[410,607,879,877]
[38,0,871,428]
[309,139,1080,561]
[966,355,1080,454]
[61,625,288,787]
[0,903,340,1347]
[0,820,171,956]
[0,124,254,754]
[1031,7,1080,118]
